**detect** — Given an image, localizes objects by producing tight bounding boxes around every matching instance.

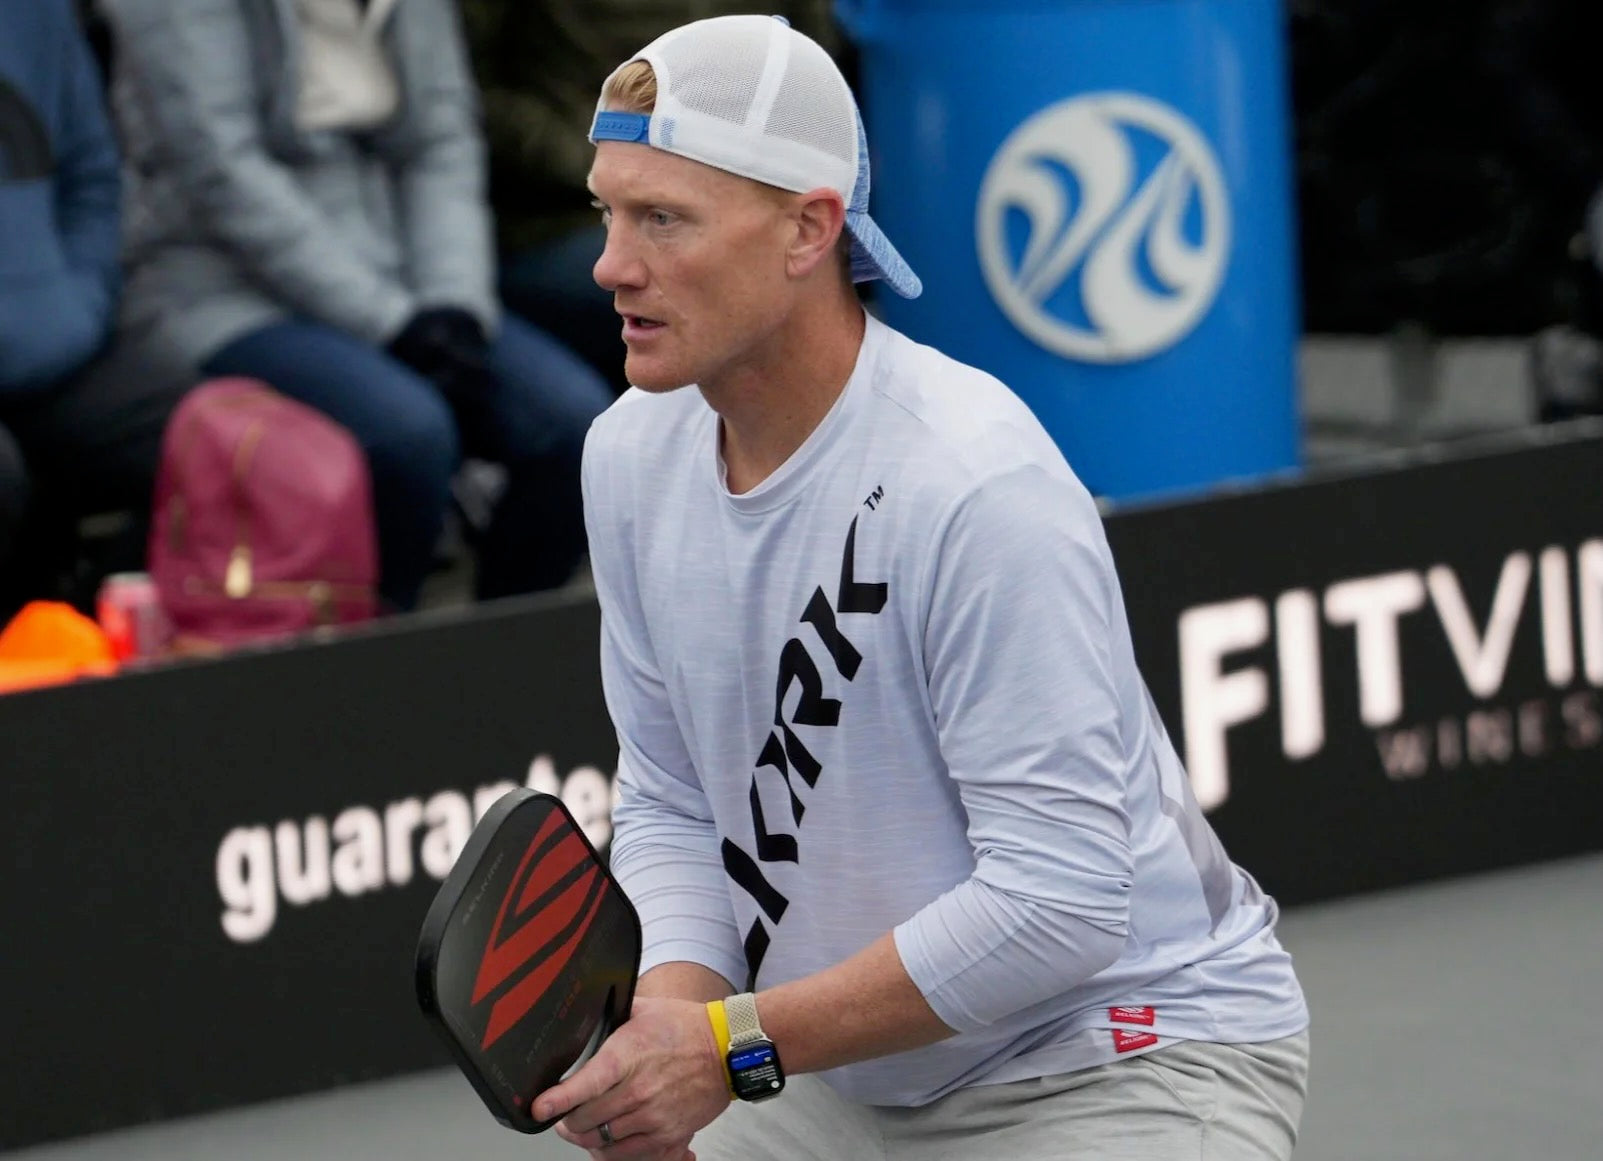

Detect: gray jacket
[102,0,498,371]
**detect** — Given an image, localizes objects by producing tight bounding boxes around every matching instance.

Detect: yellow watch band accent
[706,1000,737,1099]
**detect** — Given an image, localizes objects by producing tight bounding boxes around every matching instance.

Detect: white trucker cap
[589,14,922,299]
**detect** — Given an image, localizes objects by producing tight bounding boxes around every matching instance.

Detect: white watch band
[724,992,766,1049]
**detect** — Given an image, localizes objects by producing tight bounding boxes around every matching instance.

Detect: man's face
[588,141,801,393]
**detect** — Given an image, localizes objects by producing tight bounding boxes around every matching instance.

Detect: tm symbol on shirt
[863,485,885,511]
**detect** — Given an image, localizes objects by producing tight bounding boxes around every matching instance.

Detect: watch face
[728,1041,786,1102]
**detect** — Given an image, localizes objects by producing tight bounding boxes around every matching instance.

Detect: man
[0,0,181,619]
[540,16,1310,1160]
[99,0,612,610]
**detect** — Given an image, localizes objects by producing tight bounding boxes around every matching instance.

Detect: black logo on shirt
[721,513,888,982]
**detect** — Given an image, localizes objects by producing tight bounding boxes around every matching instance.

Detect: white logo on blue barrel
[976,93,1231,364]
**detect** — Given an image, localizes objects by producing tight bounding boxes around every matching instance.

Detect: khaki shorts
[693,1033,1311,1161]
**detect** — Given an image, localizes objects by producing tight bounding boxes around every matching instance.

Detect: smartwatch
[723,992,786,1102]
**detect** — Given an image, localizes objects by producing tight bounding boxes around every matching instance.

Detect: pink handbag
[148,378,379,648]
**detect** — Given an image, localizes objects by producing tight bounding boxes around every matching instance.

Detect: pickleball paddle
[416,789,641,1133]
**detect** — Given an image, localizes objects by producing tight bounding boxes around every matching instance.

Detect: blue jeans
[0,423,26,578]
[204,315,611,610]
[500,226,629,395]
[0,333,194,618]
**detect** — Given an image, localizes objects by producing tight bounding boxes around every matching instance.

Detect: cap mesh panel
[654,22,769,126]
[763,41,856,165]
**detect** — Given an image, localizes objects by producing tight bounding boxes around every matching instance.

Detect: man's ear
[787,188,848,281]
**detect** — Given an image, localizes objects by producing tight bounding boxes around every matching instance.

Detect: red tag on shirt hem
[1113,1029,1161,1054]
[1109,1005,1157,1027]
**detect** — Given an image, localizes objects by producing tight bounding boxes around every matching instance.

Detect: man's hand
[535,996,730,1160]
[385,307,494,404]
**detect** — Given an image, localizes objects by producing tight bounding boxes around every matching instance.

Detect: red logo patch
[1109,1005,1157,1027]
[1112,1029,1161,1054]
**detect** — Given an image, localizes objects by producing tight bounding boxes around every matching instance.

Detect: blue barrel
[839,0,1302,501]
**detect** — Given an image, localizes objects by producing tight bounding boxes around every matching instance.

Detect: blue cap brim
[846,212,922,299]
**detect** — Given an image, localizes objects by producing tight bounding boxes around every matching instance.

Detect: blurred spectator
[0,0,181,621]
[99,0,613,611]
[461,0,840,394]
[1479,0,1603,419]
[1291,1,1551,337]
[1481,0,1603,230]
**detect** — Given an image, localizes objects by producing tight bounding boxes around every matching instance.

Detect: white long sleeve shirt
[582,313,1308,1107]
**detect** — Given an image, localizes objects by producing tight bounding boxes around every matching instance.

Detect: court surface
[12,852,1601,1160]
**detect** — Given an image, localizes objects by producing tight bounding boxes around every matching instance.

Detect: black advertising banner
[1105,423,1603,905]
[0,597,618,1151]
[6,426,1603,1151]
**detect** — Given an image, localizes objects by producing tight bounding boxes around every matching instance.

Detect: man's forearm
[636,961,734,1004]
[636,937,955,1076]
[755,934,956,1075]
